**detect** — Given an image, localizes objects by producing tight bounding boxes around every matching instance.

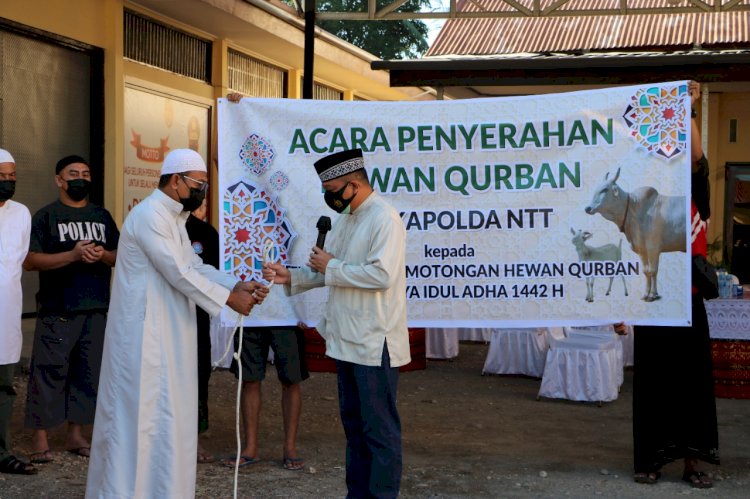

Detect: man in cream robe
[265,149,409,498]
[86,149,265,499]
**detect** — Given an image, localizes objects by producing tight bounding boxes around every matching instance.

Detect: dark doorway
[0,17,104,313]
[724,162,750,284]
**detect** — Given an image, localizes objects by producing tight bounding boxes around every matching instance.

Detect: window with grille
[228,50,286,98]
[314,82,343,100]
[124,10,211,82]
[300,77,344,100]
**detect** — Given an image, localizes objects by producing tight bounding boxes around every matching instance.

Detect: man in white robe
[86,149,267,499]
[0,148,35,475]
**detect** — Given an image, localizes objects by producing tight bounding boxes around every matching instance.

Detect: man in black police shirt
[23,155,118,463]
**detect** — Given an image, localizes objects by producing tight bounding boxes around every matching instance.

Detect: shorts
[230,326,309,385]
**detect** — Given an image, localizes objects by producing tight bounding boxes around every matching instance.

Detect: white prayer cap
[0,148,15,164]
[160,148,207,175]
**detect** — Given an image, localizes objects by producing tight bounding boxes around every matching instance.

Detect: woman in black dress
[632,81,720,489]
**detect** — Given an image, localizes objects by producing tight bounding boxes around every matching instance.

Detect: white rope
[217,238,277,499]
[232,313,244,499]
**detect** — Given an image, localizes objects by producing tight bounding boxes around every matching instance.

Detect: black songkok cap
[313,149,365,182]
[56,155,89,174]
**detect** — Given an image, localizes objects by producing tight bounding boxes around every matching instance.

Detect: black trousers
[336,343,402,499]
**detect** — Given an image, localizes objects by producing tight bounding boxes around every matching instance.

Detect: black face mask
[0,180,15,202]
[323,182,354,214]
[179,185,206,212]
[65,179,91,201]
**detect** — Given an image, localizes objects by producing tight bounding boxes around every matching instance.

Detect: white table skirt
[538,336,622,403]
[426,328,460,359]
[482,328,549,378]
[619,326,634,367]
[705,298,750,340]
[457,328,492,342]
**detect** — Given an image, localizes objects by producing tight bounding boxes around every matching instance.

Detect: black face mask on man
[65,179,91,201]
[0,180,15,202]
[324,182,355,214]
[178,176,207,212]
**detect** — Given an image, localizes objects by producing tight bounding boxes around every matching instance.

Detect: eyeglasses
[180,174,209,193]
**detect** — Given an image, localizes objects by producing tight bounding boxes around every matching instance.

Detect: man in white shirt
[265,148,409,499]
[0,148,35,475]
[85,149,268,499]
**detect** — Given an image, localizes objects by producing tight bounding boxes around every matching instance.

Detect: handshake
[226,281,269,316]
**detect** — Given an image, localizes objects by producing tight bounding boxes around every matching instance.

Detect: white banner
[218,82,693,328]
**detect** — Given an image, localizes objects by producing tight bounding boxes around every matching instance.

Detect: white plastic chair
[537,333,622,405]
[482,328,549,378]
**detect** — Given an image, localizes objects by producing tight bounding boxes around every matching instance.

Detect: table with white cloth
[458,328,493,342]
[426,328,495,359]
[482,328,550,377]
[619,325,635,367]
[425,328,460,359]
[704,298,750,399]
[705,298,750,340]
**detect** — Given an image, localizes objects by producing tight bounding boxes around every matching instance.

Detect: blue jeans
[336,343,402,499]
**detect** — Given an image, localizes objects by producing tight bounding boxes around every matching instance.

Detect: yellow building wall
[2,0,125,220]
[1,0,432,225]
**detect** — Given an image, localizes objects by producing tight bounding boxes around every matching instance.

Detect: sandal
[67,446,91,458]
[29,450,54,464]
[197,451,216,464]
[633,471,661,484]
[0,455,38,475]
[682,470,713,489]
[282,456,304,471]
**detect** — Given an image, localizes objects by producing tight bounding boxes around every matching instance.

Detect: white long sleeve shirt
[288,192,410,367]
[0,199,31,365]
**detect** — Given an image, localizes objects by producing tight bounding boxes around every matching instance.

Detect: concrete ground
[2,320,749,498]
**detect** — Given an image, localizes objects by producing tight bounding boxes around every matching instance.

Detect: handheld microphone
[316,216,331,249]
[312,216,331,274]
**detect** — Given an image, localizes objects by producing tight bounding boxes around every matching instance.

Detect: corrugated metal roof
[427,2,750,56]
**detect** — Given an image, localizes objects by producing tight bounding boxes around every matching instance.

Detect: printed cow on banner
[584,168,686,302]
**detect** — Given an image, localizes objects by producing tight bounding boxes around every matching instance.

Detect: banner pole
[303,0,315,100]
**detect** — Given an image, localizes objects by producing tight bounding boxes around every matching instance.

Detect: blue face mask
[323,182,355,213]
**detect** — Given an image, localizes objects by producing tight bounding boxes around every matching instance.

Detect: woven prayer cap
[313,148,365,182]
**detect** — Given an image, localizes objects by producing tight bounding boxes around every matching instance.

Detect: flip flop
[282,456,304,471]
[633,471,661,484]
[197,452,216,464]
[221,455,260,468]
[29,450,54,464]
[67,447,91,458]
[682,470,713,489]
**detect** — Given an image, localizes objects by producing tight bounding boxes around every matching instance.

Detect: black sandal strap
[0,455,38,475]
